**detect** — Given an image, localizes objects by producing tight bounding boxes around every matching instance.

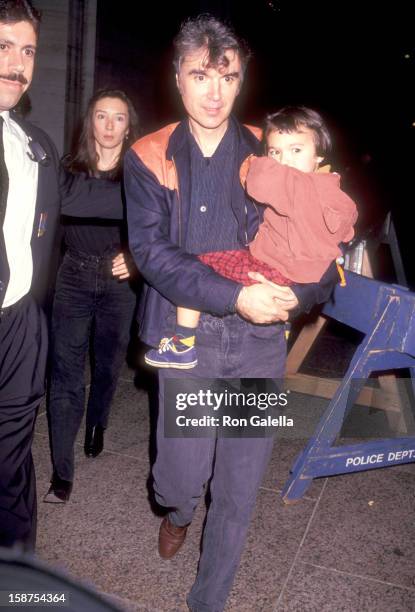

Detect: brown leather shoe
[158,517,189,559]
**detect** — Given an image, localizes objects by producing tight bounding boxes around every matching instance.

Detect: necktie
[0,116,9,228]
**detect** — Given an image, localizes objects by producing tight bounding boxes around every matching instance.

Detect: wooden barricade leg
[286,316,327,376]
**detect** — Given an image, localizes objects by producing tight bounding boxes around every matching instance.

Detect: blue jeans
[48,249,137,482]
[154,313,286,612]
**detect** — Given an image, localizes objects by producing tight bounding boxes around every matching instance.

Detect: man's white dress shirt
[0,110,38,307]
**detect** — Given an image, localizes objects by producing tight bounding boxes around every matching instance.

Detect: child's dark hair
[264,106,331,157]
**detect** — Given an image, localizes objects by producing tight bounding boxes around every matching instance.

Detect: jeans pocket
[55,256,93,299]
[62,253,87,275]
[247,321,283,340]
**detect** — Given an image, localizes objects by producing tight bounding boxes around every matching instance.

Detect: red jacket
[246,156,358,283]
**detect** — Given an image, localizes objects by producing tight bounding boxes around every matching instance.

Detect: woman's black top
[61,170,127,256]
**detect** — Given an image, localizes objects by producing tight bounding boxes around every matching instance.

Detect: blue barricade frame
[281,271,415,503]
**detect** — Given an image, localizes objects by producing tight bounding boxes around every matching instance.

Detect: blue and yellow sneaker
[144,336,198,369]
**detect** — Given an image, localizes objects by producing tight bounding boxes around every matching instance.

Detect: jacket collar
[0,110,12,131]
[166,119,188,160]
[166,114,261,162]
[9,112,50,233]
[9,110,35,138]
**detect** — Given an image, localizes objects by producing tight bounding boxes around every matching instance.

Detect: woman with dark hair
[44,89,140,503]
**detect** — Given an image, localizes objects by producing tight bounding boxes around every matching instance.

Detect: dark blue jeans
[154,313,286,612]
[48,249,137,482]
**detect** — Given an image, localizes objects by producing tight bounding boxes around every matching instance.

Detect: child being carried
[145,106,358,369]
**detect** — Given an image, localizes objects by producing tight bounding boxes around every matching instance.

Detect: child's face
[267,127,323,173]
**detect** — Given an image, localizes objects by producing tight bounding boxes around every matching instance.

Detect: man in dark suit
[0,0,123,550]
[0,0,47,552]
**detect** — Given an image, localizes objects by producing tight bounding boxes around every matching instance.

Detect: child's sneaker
[144,336,198,369]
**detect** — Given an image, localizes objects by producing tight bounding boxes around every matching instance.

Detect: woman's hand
[112,253,131,280]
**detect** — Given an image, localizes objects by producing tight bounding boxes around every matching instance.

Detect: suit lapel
[9,114,45,242]
[31,156,47,242]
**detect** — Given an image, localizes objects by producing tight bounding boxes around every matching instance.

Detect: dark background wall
[94,0,414,285]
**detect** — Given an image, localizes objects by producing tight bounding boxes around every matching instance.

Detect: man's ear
[316,156,324,165]
[175,73,181,94]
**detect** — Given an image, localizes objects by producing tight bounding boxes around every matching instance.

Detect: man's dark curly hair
[0,0,41,35]
[173,14,251,80]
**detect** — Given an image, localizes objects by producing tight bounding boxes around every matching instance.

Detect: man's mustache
[0,73,28,85]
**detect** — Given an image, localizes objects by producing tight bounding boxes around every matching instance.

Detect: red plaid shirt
[199,250,292,286]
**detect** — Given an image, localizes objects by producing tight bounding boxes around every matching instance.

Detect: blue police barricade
[282,271,415,503]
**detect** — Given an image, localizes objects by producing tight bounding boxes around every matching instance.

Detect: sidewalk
[33,342,415,611]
